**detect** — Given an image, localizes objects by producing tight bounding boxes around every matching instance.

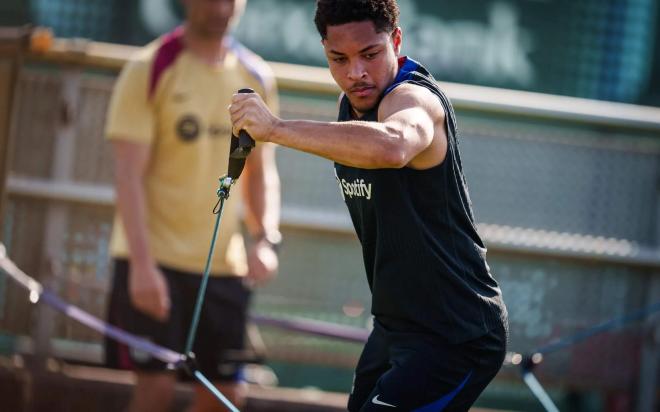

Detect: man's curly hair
[314,0,400,39]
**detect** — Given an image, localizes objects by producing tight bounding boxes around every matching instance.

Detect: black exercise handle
[231,88,256,159]
[227,88,256,179]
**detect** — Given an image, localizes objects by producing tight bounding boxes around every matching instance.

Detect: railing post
[636,190,660,412]
[32,66,82,367]
[636,186,660,412]
[636,282,660,412]
[0,27,28,235]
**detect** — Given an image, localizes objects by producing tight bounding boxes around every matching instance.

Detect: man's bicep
[381,85,439,143]
[381,85,449,169]
[382,105,436,150]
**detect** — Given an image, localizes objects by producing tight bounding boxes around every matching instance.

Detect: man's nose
[347,61,367,80]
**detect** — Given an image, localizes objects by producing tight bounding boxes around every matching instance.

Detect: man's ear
[391,27,402,54]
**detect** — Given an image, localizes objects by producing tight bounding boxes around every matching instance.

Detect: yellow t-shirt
[105,29,278,276]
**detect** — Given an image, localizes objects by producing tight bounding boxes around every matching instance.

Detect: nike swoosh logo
[372,395,397,408]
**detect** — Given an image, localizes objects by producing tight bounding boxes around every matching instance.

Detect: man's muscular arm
[229,84,446,169]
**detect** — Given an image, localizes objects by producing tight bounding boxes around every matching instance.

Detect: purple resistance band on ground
[0,243,240,412]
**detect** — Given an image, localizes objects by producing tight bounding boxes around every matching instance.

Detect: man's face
[183,0,246,38]
[323,21,401,115]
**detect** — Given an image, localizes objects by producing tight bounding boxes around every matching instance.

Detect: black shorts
[104,259,251,382]
[347,319,507,412]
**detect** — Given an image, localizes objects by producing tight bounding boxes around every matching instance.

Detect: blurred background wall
[2,0,659,105]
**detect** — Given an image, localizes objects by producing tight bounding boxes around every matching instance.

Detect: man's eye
[364,52,378,60]
[333,57,347,63]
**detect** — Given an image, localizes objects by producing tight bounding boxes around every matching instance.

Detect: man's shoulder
[228,38,276,92]
[381,82,443,111]
[230,39,273,75]
[129,30,186,99]
[124,38,163,68]
[117,41,169,91]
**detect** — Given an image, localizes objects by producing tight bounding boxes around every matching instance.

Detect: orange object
[30,27,54,53]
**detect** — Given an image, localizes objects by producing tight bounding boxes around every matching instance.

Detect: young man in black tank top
[230,1,508,410]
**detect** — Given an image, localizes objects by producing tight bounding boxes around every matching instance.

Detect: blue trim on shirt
[384,57,422,95]
[412,370,473,412]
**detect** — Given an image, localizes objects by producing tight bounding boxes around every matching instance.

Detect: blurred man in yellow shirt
[104,1,281,411]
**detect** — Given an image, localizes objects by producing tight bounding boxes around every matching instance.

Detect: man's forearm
[115,173,154,266]
[270,119,407,169]
[245,173,281,241]
[242,145,281,241]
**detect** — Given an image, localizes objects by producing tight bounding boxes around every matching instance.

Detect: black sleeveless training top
[334,57,507,343]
